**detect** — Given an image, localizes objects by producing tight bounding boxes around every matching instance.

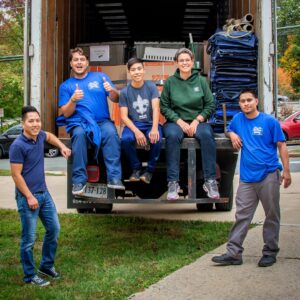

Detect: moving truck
[24,0,278,213]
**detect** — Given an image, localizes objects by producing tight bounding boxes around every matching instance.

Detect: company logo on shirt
[88,81,100,89]
[133,95,149,120]
[194,86,200,92]
[252,126,263,136]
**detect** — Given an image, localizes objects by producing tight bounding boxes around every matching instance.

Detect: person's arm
[60,84,84,118]
[45,132,72,159]
[197,76,215,121]
[226,131,242,150]
[10,163,39,210]
[120,107,147,146]
[277,141,292,188]
[103,77,119,103]
[149,98,160,143]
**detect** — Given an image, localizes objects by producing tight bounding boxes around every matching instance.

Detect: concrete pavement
[1,173,299,299]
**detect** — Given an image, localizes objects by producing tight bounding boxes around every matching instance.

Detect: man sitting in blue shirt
[58,47,124,195]
[10,105,71,286]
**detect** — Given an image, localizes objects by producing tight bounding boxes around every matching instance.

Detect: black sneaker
[258,255,276,267]
[38,266,60,279]
[107,179,125,190]
[29,275,50,287]
[140,171,152,184]
[212,253,243,265]
[129,170,141,182]
[72,183,86,195]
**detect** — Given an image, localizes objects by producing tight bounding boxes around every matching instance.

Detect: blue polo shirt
[9,131,47,194]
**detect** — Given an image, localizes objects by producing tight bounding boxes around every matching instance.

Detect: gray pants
[227,170,281,258]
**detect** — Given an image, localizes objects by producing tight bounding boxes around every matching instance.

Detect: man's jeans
[121,122,162,173]
[16,190,60,283]
[71,120,122,184]
[163,122,217,182]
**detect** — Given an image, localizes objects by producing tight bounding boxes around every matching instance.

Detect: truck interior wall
[39,0,261,135]
[40,0,71,133]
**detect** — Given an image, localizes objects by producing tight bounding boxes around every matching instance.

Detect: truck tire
[77,208,94,214]
[215,187,233,211]
[95,204,113,214]
[196,203,214,211]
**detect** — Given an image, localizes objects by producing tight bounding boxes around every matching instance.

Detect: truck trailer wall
[25,0,275,134]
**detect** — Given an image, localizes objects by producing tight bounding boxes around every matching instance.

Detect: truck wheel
[215,187,233,211]
[196,203,214,211]
[77,208,94,214]
[95,204,113,214]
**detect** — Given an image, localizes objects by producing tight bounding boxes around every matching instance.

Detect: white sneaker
[167,181,180,200]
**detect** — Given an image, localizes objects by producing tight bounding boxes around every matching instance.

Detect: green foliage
[0,0,24,120]
[280,35,300,95]
[0,209,233,300]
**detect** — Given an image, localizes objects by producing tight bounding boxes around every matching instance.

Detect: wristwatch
[71,97,76,103]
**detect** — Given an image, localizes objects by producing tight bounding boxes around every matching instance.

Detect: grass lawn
[0,209,232,300]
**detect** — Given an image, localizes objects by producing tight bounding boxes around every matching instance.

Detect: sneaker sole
[38,270,60,279]
[72,185,87,196]
[140,177,150,184]
[107,184,125,190]
[258,261,276,267]
[212,259,243,265]
[129,178,140,182]
[31,281,50,287]
[203,184,220,200]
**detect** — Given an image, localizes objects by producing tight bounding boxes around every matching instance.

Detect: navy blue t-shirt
[119,81,160,122]
[9,131,47,194]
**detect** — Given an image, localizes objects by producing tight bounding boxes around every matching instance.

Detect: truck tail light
[87,165,100,182]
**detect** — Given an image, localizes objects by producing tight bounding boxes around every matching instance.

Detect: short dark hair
[127,57,144,70]
[22,106,40,121]
[239,89,258,99]
[69,47,89,62]
[174,48,194,62]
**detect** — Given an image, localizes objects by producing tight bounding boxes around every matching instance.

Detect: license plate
[82,183,108,199]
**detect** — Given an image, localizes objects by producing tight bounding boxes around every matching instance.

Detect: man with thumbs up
[58,47,124,195]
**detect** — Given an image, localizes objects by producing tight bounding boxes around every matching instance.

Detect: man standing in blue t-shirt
[58,47,124,195]
[10,106,71,286]
[212,89,291,267]
[119,58,162,184]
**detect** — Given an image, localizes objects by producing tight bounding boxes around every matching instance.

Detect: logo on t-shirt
[194,86,200,92]
[252,126,263,136]
[88,81,100,90]
[133,95,149,120]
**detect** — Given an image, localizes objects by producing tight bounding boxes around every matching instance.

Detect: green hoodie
[160,69,215,122]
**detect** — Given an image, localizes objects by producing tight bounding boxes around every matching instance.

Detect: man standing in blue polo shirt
[9,106,71,286]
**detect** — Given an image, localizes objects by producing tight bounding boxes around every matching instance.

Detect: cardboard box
[127,61,177,83]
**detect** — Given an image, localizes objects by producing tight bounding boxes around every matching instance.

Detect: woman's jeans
[16,190,60,283]
[163,122,217,182]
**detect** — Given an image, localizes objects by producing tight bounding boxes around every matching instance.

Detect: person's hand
[149,128,160,144]
[60,146,71,159]
[229,132,242,150]
[176,119,190,135]
[282,170,292,188]
[186,120,199,137]
[103,77,113,92]
[27,195,39,210]
[72,84,84,102]
[134,130,147,146]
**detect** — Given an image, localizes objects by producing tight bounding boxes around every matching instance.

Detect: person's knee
[71,127,86,142]
[196,124,214,139]
[164,127,182,141]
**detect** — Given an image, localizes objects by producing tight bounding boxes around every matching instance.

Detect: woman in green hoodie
[160,48,219,201]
